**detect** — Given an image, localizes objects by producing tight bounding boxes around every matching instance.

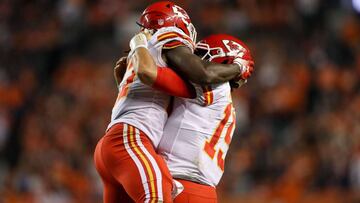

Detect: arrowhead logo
[222,40,245,57]
[172,5,190,20]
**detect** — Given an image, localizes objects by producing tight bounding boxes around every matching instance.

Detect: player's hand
[233,57,254,80]
[114,56,127,86]
[115,57,127,71]
[231,57,254,88]
[142,29,153,40]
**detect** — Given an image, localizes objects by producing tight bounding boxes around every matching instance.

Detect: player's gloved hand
[231,57,254,88]
[233,57,254,80]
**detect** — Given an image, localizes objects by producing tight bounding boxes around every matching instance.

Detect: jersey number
[203,103,235,171]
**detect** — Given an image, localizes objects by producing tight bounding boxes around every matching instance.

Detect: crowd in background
[0,0,359,202]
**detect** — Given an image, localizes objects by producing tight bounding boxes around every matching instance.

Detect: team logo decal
[172,5,190,20]
[222,40,245,57]
[158,19,164,26]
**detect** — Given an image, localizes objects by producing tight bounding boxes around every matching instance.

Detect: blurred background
[0,0,359,202]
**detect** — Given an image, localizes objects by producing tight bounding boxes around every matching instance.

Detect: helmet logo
[158,19,164,26]
[172,5,190,20]
[222,40,245,57]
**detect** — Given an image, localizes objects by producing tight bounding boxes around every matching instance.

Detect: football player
[93,1,251,203]
[158,34,254,203]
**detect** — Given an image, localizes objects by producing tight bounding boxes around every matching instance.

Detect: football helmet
[195,34,254,86]
[195,34,253,64]
[138,1,197,43]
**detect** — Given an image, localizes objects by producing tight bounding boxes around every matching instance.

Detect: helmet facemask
[195,41,247,64]
[182,21,197,43]
[195,42,226,62]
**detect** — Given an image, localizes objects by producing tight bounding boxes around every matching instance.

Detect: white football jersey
[158,83,236,186]
[107,26,194,147]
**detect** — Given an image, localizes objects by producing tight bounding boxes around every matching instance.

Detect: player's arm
[130,33,196,98]
[131,47,157,86]
[163,46,242,85]
[114,57,127,86]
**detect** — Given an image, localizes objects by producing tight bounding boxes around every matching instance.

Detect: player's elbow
[133,48,157,86]
[137,65,156,86]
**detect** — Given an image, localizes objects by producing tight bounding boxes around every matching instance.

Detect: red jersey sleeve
[153,67,196,99]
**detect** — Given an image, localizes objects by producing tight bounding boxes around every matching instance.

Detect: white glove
[233,57,254,80]
[230,57,254,88]
[233,57,248,74]
[129,32,148,56]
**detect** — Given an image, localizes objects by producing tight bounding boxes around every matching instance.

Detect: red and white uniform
[94,26,194,203]
[107,26,194,147]
[158,82,236,187]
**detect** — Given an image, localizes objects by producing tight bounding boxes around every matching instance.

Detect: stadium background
[0,0,360,202]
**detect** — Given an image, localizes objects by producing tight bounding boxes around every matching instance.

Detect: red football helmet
[195,34,253,64]
[196,34,254,85]
[138,1,197,42]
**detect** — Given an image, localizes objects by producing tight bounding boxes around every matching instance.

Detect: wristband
[129,33,148,56]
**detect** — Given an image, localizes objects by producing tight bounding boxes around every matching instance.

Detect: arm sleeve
[153,67,196,99]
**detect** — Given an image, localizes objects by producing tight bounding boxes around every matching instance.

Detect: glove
[129,32,148,56]
[231,57,254,88]
[233,57,254,80]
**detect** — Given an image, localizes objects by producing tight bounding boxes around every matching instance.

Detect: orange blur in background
[0,0,360,202]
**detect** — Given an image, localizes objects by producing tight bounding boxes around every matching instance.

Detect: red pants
[174,179,217,203]
[94,123,174,203]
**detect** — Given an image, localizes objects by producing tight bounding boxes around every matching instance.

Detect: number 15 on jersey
[203,103,236,171]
